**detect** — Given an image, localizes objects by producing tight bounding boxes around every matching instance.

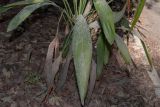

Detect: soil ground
[0,1,160,107]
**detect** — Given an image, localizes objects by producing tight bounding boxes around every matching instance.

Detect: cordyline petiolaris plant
[1,0,153,106]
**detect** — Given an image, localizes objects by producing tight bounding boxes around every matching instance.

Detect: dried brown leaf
[44,36,60,88]
[56,49,72,91]
[83,0,92,17]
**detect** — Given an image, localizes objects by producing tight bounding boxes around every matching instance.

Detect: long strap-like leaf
[96,33,110,78]
[7,2,59,32]
[113,1,127,23]
[0,0,50,14]
[94,0,116,45]
[115,34,132,64]
[131,0,146,30]
[72,15,92,105]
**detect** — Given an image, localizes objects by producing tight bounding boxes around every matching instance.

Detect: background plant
[0,0,153,106]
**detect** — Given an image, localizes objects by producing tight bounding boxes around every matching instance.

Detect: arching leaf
[0,0,50,14]
[94,0,116,45]
[115,34,131,64]
[7,2,59,32]
[0,6,12,14]
[113,1,127,23]
[131,0,146,30]
[140,40,153,68]
[5,0,49,7]
[96,33,109,78]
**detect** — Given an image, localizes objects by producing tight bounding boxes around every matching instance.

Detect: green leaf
[96,33,109,78]
[115,34,131,64]
[0,0,49,14]
[94,0,116,45]
[103,44,110,65]
[140,40,153,68]
[5,0,49,7]
[131,0,146,30]
[7,2,58,32]
[113,2,127,23]
[62,30,72,57]
[72,15,92,105]
[78,0,87,14]
[133,29,153,68]
[120,18,130,29]
[0,6,12,14]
